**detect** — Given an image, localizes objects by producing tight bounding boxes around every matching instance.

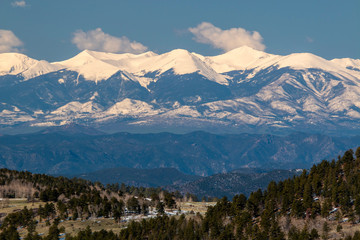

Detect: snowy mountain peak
[0,53,63,79]
[224,45,267,56]
[21,60,64,80]
[139,51,158,58]
[0,48,360,135]
[55,50,122,82]
[265,53,360,80]
[275,52,334,69]
[137,49,229,85]
[331,58,360,72]
[0,53,38,76]
[207,46,276,72]
[76,49,157,62]
[56,50,101,67]
[141,48,200,74]
[1,48,359,86]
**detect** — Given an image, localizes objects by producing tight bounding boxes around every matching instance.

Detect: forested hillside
[116,147,360,239]
[168,169,300,199]
[71,167,201,187]
[1,127,359,176]
[1,147,360,239]
[0,169,188,239]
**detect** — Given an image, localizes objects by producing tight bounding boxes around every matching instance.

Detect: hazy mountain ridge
[67,166,298,199]
[167,169,300,198]
[0,127,358,176]
[0,46,360,135]
[68,167,201,187]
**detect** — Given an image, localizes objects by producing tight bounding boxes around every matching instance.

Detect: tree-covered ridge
[169,169,299,199]
[113,147,360,239]
[1,129,359,176]
[0,168,185,239]
[1,147,360,239]
[0,168,184,202]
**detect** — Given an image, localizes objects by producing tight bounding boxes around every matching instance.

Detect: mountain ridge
[167,169,301,198]
[68,166,201,187]
[3,46,359,79]
[1,46,360,135]
[0,127,359,176]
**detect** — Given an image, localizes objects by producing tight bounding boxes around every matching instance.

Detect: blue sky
[1,0,359,61]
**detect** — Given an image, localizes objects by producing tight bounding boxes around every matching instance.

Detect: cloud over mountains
[0,29,23,53]
[189,22,265,52]
[72,28,148,54]
[11,0,27,7]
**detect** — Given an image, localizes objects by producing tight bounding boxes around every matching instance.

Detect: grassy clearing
[32,218,125,237]
[0,198,42,215]
[178,201,216,214]
[1,199,217,238]
[279,215,360,239]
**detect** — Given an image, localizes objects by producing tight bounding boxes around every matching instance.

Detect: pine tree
[269,219,285,240]
[0,225,20,240]
[156,201,165,215]
[303,181,313,209]
[321,222,330,240]
[310,228,320,239]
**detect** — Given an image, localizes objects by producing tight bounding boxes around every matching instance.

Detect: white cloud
[306,36,314,43]
[189,22,265,52]
[11,0,27,7]
[72,28,148,54]
[0,30,23,53]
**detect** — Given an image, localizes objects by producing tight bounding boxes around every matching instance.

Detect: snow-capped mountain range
[0,46,360,135]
